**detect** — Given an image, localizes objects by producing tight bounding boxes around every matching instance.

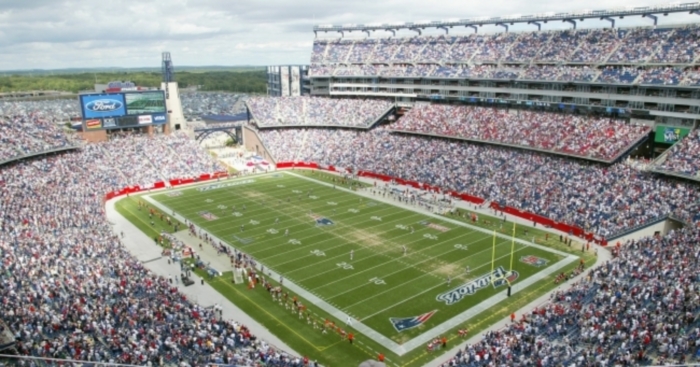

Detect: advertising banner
[80,94,126,118]
[125,91,166,115]
[152,114,167,124]
[655,125,691,143]
[291,66,301,96]
[102,117,117,128]
[85,119,102,129]
[138,115,153,124]
[280,66,290,96]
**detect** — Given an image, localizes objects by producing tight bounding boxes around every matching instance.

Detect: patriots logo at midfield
[390,310,437,332]
[308,213,334,226]
[520,255,549,267]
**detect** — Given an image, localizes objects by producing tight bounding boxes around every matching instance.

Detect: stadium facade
[266,65,310,96]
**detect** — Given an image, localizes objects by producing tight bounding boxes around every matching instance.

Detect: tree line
[0,70,267,94]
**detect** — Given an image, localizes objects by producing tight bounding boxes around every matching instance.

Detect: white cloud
[0,0,697,70]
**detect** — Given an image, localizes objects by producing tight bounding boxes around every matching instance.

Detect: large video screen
[124,91,166,115]
[80,94,126,119]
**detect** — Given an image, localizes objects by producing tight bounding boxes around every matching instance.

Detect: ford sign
[85,99,123,113]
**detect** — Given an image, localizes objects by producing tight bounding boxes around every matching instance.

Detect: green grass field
[118,170,593,367]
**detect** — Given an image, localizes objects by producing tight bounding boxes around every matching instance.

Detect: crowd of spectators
[0,129,302,366]
[258,126,700,238]
[180,92,245,118]
[309,64,700,85]
[311,25,698,65]
[654,128,700,178]
[650,26,700,63]
[0,101,81,162]
[246,96,393,127]
[98,131,227,187]
[391,104,650,160]
[440,226,700,366]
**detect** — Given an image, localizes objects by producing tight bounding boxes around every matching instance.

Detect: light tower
[162,52,174,99]
[160,52,186,133]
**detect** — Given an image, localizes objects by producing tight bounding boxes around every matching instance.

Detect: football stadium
[1,2,700,367]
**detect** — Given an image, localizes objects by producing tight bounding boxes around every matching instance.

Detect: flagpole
[510,222,516,272]
[491,230,496,284]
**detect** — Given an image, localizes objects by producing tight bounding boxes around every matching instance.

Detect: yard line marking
[326,237,514,303]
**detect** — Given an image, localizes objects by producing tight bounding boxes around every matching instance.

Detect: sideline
[103,177,301,360]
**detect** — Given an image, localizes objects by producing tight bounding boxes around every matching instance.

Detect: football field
[145,171,577,354]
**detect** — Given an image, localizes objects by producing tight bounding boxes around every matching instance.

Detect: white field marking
[423,233,438,240]
[169,183,411,261]
[169,178,403,240]
[288,239,301,245]
[314,229,492,293]
[324,235,513,302]
[454,244,468,250]
[369,277,386,285]
[152,178,469,291]
[255,206,425,265]
[232,212,243,217]
[174,180,367,232]
[286,221,480,281]
[348,208,360,213]
[248,219,260,225]
[309,195,319,200]
[352,239,527,318]
[327,201,338,206]
[262,205,413,254]
[205,199,214,203]
[336,262,354,270]
[286,170,574,258]
[310,249,326,257]
[395,224,408,230]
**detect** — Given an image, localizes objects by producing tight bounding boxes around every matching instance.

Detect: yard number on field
[327,201,338,206]
[454,244,468,250]
[232,212,243,217]
[288,239,301,245]
[249,219,260,225]
[348,208,360,213]
[267,228,279,234]
[395,224,408,230]
[369,277,386,285]
[424,234,438,240]
[217,204,227,210]
[336,262,354,270]
[371,216,382,221]
[310,249,326,257]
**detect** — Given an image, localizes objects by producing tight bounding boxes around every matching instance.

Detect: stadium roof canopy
[313,2,700,35]
[201,113,247,123]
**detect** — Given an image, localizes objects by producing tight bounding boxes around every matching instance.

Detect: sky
[0,0,698,70]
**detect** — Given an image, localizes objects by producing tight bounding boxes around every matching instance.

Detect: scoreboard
[80,90,167,130]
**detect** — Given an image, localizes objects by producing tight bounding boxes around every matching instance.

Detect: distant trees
[0,70,267,94]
